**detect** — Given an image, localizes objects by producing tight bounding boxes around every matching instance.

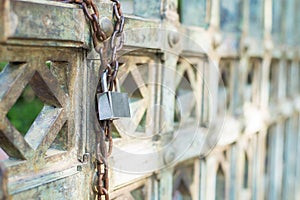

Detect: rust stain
[42,15,52,27]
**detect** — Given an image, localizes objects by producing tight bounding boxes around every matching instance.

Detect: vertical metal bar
[193,159,200,200]
[260,55,271,108]
[158,168,173,200]
[199,159,206,200]
[295,115,300,198]
[269,124,284,200]
[0,162,8,200]
[229,145,237,200]
[256,130,267,200]
[0,0,9,42]
[250,135,257,200]
[277,59,286,100]
[264,0,272,38]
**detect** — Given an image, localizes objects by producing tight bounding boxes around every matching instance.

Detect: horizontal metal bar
[7,0,88,44]
[3,0,163,50]
[2,0,300,58]
[8,164,79,195]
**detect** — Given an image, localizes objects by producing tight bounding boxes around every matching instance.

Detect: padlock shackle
[101,70,109,92]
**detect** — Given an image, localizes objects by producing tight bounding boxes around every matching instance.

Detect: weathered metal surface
[8,1,86,43]
[0,44,88,199]
[0,0,299,199]
[11,170,85,199]
[134,0,161,19]
[179,0,208,27]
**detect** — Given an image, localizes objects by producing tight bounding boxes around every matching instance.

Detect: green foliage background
[0,62,44,135]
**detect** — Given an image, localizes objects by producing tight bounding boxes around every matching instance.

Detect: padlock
[98,70,131,120]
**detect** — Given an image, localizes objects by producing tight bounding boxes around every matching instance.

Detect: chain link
[57,0,125,199]
[96,1,125,200]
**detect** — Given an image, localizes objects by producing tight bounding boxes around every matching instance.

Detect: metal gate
[1,0,300,199]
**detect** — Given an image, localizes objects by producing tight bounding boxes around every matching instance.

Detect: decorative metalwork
[0,0,299,199]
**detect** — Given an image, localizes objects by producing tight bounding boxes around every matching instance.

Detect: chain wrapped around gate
[57,0,129,199]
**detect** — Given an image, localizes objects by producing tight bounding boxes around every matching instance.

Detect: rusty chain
[95,2,124,200]
[57,0,125,199]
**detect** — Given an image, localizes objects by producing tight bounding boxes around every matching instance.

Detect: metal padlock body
[98,70,130,120]
[98,91,130,120]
